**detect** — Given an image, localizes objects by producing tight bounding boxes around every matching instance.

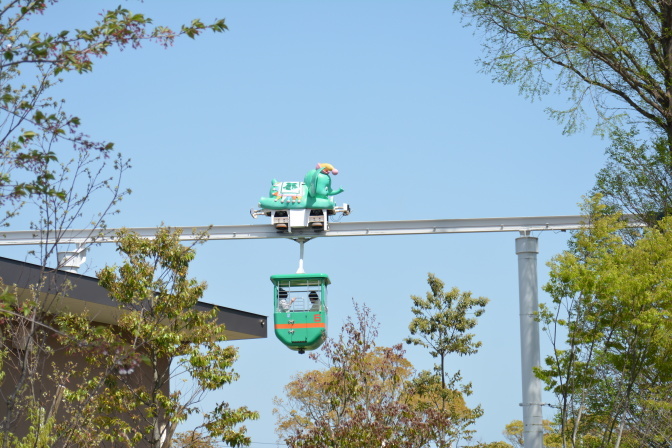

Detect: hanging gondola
[271,273,329,354]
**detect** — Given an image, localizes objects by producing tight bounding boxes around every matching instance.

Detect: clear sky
[7,1,611,446]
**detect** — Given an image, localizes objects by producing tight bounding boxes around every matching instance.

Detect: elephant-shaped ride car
[251,163,350,232]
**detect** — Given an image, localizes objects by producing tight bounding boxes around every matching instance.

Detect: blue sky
[7,1,611,446]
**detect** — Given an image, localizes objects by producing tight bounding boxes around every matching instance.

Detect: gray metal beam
[0,215,641,246]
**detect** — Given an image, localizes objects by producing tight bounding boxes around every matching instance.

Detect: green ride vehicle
[250,163,349,232]
[271,273,330,354]
[256,164,350,353]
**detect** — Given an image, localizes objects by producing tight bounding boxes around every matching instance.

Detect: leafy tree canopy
[406,273,488,389]
[274,302,479,448]
[454,0,672,220]
[454,0,672,139]
[538,197,672,447]
[57,227,258,447]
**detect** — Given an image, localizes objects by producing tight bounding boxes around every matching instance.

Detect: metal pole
[296,238,306,274]
[516,232,544,448]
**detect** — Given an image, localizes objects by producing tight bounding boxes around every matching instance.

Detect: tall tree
[406,273,489,388]
[0,4,233,445]
[273,302,478,448]
[537,197,672,448]
[454,0,672,139]
[452,3,672,443]
[453,0,672,220]
[405,274,488,446]
[60,227,258,448]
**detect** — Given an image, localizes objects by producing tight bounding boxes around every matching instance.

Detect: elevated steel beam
[0,215,643,246]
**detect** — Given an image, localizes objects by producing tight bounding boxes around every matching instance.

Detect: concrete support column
[516,233,543,448]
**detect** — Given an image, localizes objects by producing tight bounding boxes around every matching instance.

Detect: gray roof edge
[0,256,267,339]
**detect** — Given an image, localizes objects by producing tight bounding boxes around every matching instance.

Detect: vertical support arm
[57,244,88,273]
[296,238,306,274]
[516,232,544,448]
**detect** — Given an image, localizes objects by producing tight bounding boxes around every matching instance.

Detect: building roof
[0,256,267,341]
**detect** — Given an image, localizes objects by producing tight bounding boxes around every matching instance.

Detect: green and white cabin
[271,273,329,354]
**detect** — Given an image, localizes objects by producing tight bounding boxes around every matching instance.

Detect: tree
[406,273,489,389]
[0,228,258,447]
[57,227,258,448]
[592,128,672,224]
[454,0,672,140]
[452,0,672,220]
[467,442,512,448]
[405,274,488,446]
[503,420,561,448]
[273,302,478,448]
[464,419,561,448]
[0,4,230,446]
[172,430,223,448]
[451,4,672,444]
[537,197,672,448]
[0,1,226,228]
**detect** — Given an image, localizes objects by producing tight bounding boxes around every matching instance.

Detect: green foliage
[593,128,672,223]
[453,5,672,442]
[538,197,672,447]
[403,275,488,446]
[0,1,226,227]
[454,0,672,222]
[172,429,223,448]
[0,228,256,448]
[454,0,672,138]
[502,419,561,448]
[406,273,489,389]
[59,227,258,448]
[0,3,237,447]
[274,302,479,448]
[3,406,57,448]
[466,442,512,448]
